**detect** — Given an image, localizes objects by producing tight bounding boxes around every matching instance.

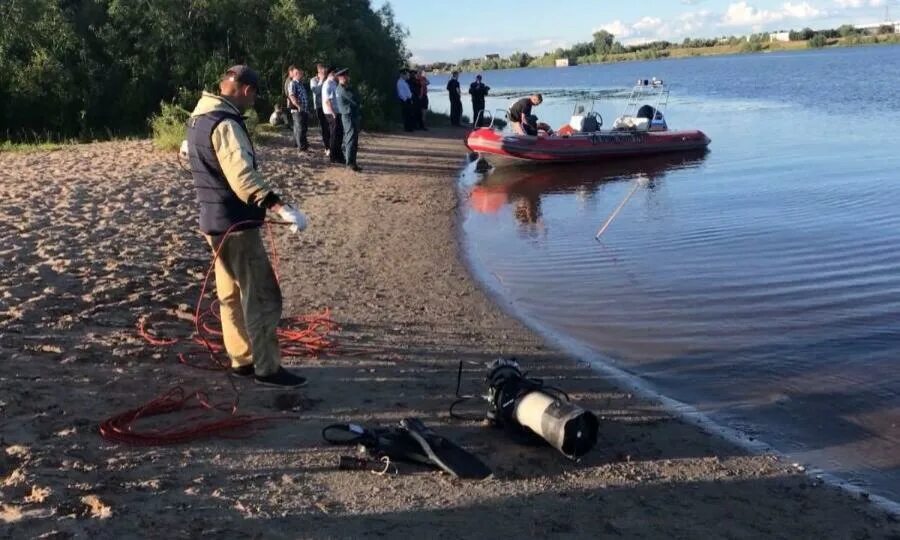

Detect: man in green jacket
[334,68,362,172]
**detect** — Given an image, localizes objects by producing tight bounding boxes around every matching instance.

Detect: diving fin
[322,419,493,480]
[400,418,493,480]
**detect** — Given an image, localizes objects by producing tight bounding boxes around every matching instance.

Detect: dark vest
[188,109,265,235]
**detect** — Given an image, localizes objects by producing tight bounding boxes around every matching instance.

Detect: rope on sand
[100,220,339,445]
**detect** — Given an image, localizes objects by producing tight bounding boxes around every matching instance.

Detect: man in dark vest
[446,71,462,126]
[187,65,308,387]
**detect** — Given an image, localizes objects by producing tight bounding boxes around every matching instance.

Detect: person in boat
[507,94,543,135]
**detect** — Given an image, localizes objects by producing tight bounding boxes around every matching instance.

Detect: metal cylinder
[513,390,599,459]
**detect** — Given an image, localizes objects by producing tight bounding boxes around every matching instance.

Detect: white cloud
[596,9,717,44]
[450,36,494,46]
[633,16,664,32]
[597,20,634,38]
[721,2,825,27]
[534,38,570,49]
[675,10,718,34]
[783,1,827,18]
[834,0,885,7]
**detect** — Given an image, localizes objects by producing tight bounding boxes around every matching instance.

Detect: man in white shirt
[396,69,414,132]
[321,68,344,163]
[309,63,330,152]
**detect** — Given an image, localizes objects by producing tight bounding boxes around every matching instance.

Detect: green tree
[808,33,828,48]
[1,0,410,142]
[838,24,858,38]
[0,0,81,139]
[592,30,615,55]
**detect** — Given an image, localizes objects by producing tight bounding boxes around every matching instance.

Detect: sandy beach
[1,127,898,539]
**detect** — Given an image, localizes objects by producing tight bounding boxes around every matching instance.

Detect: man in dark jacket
[446,71,462,126]
[469,75,490,126]
[187,65,308,388]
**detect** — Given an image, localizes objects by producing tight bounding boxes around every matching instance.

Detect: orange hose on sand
[100,221,338,445]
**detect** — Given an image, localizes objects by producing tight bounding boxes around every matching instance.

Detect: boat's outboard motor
[636,104,656,120]
[581,114,600,132]
[485,358,599,460]
[637,105,667,131]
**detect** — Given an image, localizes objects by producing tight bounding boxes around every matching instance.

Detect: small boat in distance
[466,79,711,165]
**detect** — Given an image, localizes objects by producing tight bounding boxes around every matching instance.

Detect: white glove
[276,205,308,234]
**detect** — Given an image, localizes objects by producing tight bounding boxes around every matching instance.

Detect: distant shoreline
[431,35,900,74]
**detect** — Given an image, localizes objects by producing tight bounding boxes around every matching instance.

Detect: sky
[372,0,896,62]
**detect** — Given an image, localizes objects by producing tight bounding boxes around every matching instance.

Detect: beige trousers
[204,228,282,376]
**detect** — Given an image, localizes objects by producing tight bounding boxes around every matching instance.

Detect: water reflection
[468,151,709,230]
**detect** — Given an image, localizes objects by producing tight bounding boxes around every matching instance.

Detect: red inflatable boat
[465,127,711,164]
[466,78,711,164]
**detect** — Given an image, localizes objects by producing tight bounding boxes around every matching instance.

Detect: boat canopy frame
[620,78,671,119]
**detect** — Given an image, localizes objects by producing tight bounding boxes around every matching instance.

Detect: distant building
[484,53,500,60]
[555,58,575,67]
[771,31,791,42]
[857,21,900,34]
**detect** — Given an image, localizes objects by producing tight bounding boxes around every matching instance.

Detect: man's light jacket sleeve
[211,119,275,206]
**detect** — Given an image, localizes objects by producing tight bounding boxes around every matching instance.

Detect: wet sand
[0,128,898,538]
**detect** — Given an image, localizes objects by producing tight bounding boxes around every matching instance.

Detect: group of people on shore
[272,63,362,172]
[397,70,492,129]
[395,68,431,132]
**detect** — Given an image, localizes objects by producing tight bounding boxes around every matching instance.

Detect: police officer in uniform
[334,68,362,172]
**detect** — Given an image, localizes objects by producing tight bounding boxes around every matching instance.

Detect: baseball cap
[334,68,349,77]
[222,65,260,90]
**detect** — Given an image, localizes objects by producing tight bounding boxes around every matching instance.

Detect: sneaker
[255,368,308,388]
[348,164,362,172]
[231,365,254,377]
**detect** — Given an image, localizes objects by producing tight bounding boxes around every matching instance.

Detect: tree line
[0,0,409,142]
[424,23,897,72]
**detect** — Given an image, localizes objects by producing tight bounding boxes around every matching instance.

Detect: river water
[428,45,900,502]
